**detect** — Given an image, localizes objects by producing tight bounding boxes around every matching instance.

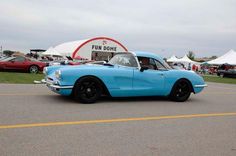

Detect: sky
[0,0,236,58]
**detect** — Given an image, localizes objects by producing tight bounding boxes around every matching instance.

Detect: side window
[13,57,25,62]
[149,58,157,70]
[138,57,157,70]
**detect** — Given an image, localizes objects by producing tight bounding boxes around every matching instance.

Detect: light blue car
[43,51,207,103]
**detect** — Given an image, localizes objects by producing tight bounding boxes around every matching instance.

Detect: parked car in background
[217,69,236,78]
[0,56,46,73]
[41,51,207,103]
[40,59,63,66]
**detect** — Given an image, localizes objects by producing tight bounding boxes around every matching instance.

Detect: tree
[3,50,15,56]
[187,51,195,60]
[210,55,217,59]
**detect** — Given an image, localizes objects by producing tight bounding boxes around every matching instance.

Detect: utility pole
[0,46,2,56]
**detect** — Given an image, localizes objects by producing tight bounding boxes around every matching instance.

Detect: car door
[109,65,135,97]
[5,56,26,70]
[229,69,236,78]
[233,69,236,78]
[105,53,137,97]
[132,57,166,96]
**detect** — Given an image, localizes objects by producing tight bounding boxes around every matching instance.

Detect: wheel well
[29,64,39,69]
[174,78,194,93]
[72,75,111,97]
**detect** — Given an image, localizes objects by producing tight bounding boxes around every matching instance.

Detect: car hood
[46,64,112,75]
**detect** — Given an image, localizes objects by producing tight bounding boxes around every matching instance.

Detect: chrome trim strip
[49,84,73,89]
[38,78,73,89]
[194,84,208,88]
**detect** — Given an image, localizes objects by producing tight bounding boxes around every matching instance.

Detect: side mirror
[10,60,15,63]
[140,66,149,72]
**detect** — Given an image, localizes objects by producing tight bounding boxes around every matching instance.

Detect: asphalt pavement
[0,82,236,156]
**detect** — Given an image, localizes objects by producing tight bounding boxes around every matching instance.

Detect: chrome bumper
[194,84,208,88]
[34,79,46,84]
[34,79,73,89]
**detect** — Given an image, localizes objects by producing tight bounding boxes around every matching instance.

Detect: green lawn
[0,72,44,84]
[203,75,236,84]
[0,71,236,85]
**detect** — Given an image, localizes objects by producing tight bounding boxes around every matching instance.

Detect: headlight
[55,70,61,79]
[43,67,48,75]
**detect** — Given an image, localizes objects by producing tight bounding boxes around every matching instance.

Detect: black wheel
[29,65,39,73]
[74,77,102,104]
[169,79,192,102]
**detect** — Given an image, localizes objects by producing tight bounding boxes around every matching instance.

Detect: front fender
[164,70,206,95]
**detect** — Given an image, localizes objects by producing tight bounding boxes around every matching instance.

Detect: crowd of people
[169,62,236,75]
[199,64,236,75]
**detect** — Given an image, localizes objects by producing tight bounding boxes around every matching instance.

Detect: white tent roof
[168,54,200,64]
[53,39,88,57]
[207,49,236,65]
[177,54,196,63]
[43,37,128,59]
[167,55,179,62]
[42,47,62,56]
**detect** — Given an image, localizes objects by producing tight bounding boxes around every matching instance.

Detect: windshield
[0,57,15,62]
[162,60,173,69]
[108,53,138,67]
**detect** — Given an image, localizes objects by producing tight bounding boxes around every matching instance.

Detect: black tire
[169,79,192,102]
[74,77,102,104]
[29,65,39,74]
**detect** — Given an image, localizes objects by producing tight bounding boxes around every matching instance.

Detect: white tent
[207,49,236,65]
[168,54,200,64]
[42,47,62,56]
[53,40,88,57]
[167,55,179,62]
[176,54,199,64]
[49,37,128,59]
[167,54,200,70]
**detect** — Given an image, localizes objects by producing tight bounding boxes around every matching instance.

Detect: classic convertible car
[42,51,207,103]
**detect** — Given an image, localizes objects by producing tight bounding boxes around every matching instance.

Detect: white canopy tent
[176,54,200,64]
[167,54,200,64]
[42,47,62,56]
[167,55,179,62]
[167,54,200,70]
[207,49,236,65]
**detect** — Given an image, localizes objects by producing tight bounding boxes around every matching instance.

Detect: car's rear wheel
[74,77,102,104]
[169,79,192,102]
[29,65,39,74]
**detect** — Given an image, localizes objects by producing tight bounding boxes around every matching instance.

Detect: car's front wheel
[169,79,192,102]
[74,77,102,104]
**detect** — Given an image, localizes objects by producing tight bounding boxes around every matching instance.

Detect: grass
[202,75,236,84]
[0,72,44,84]
[0,71,236,85]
